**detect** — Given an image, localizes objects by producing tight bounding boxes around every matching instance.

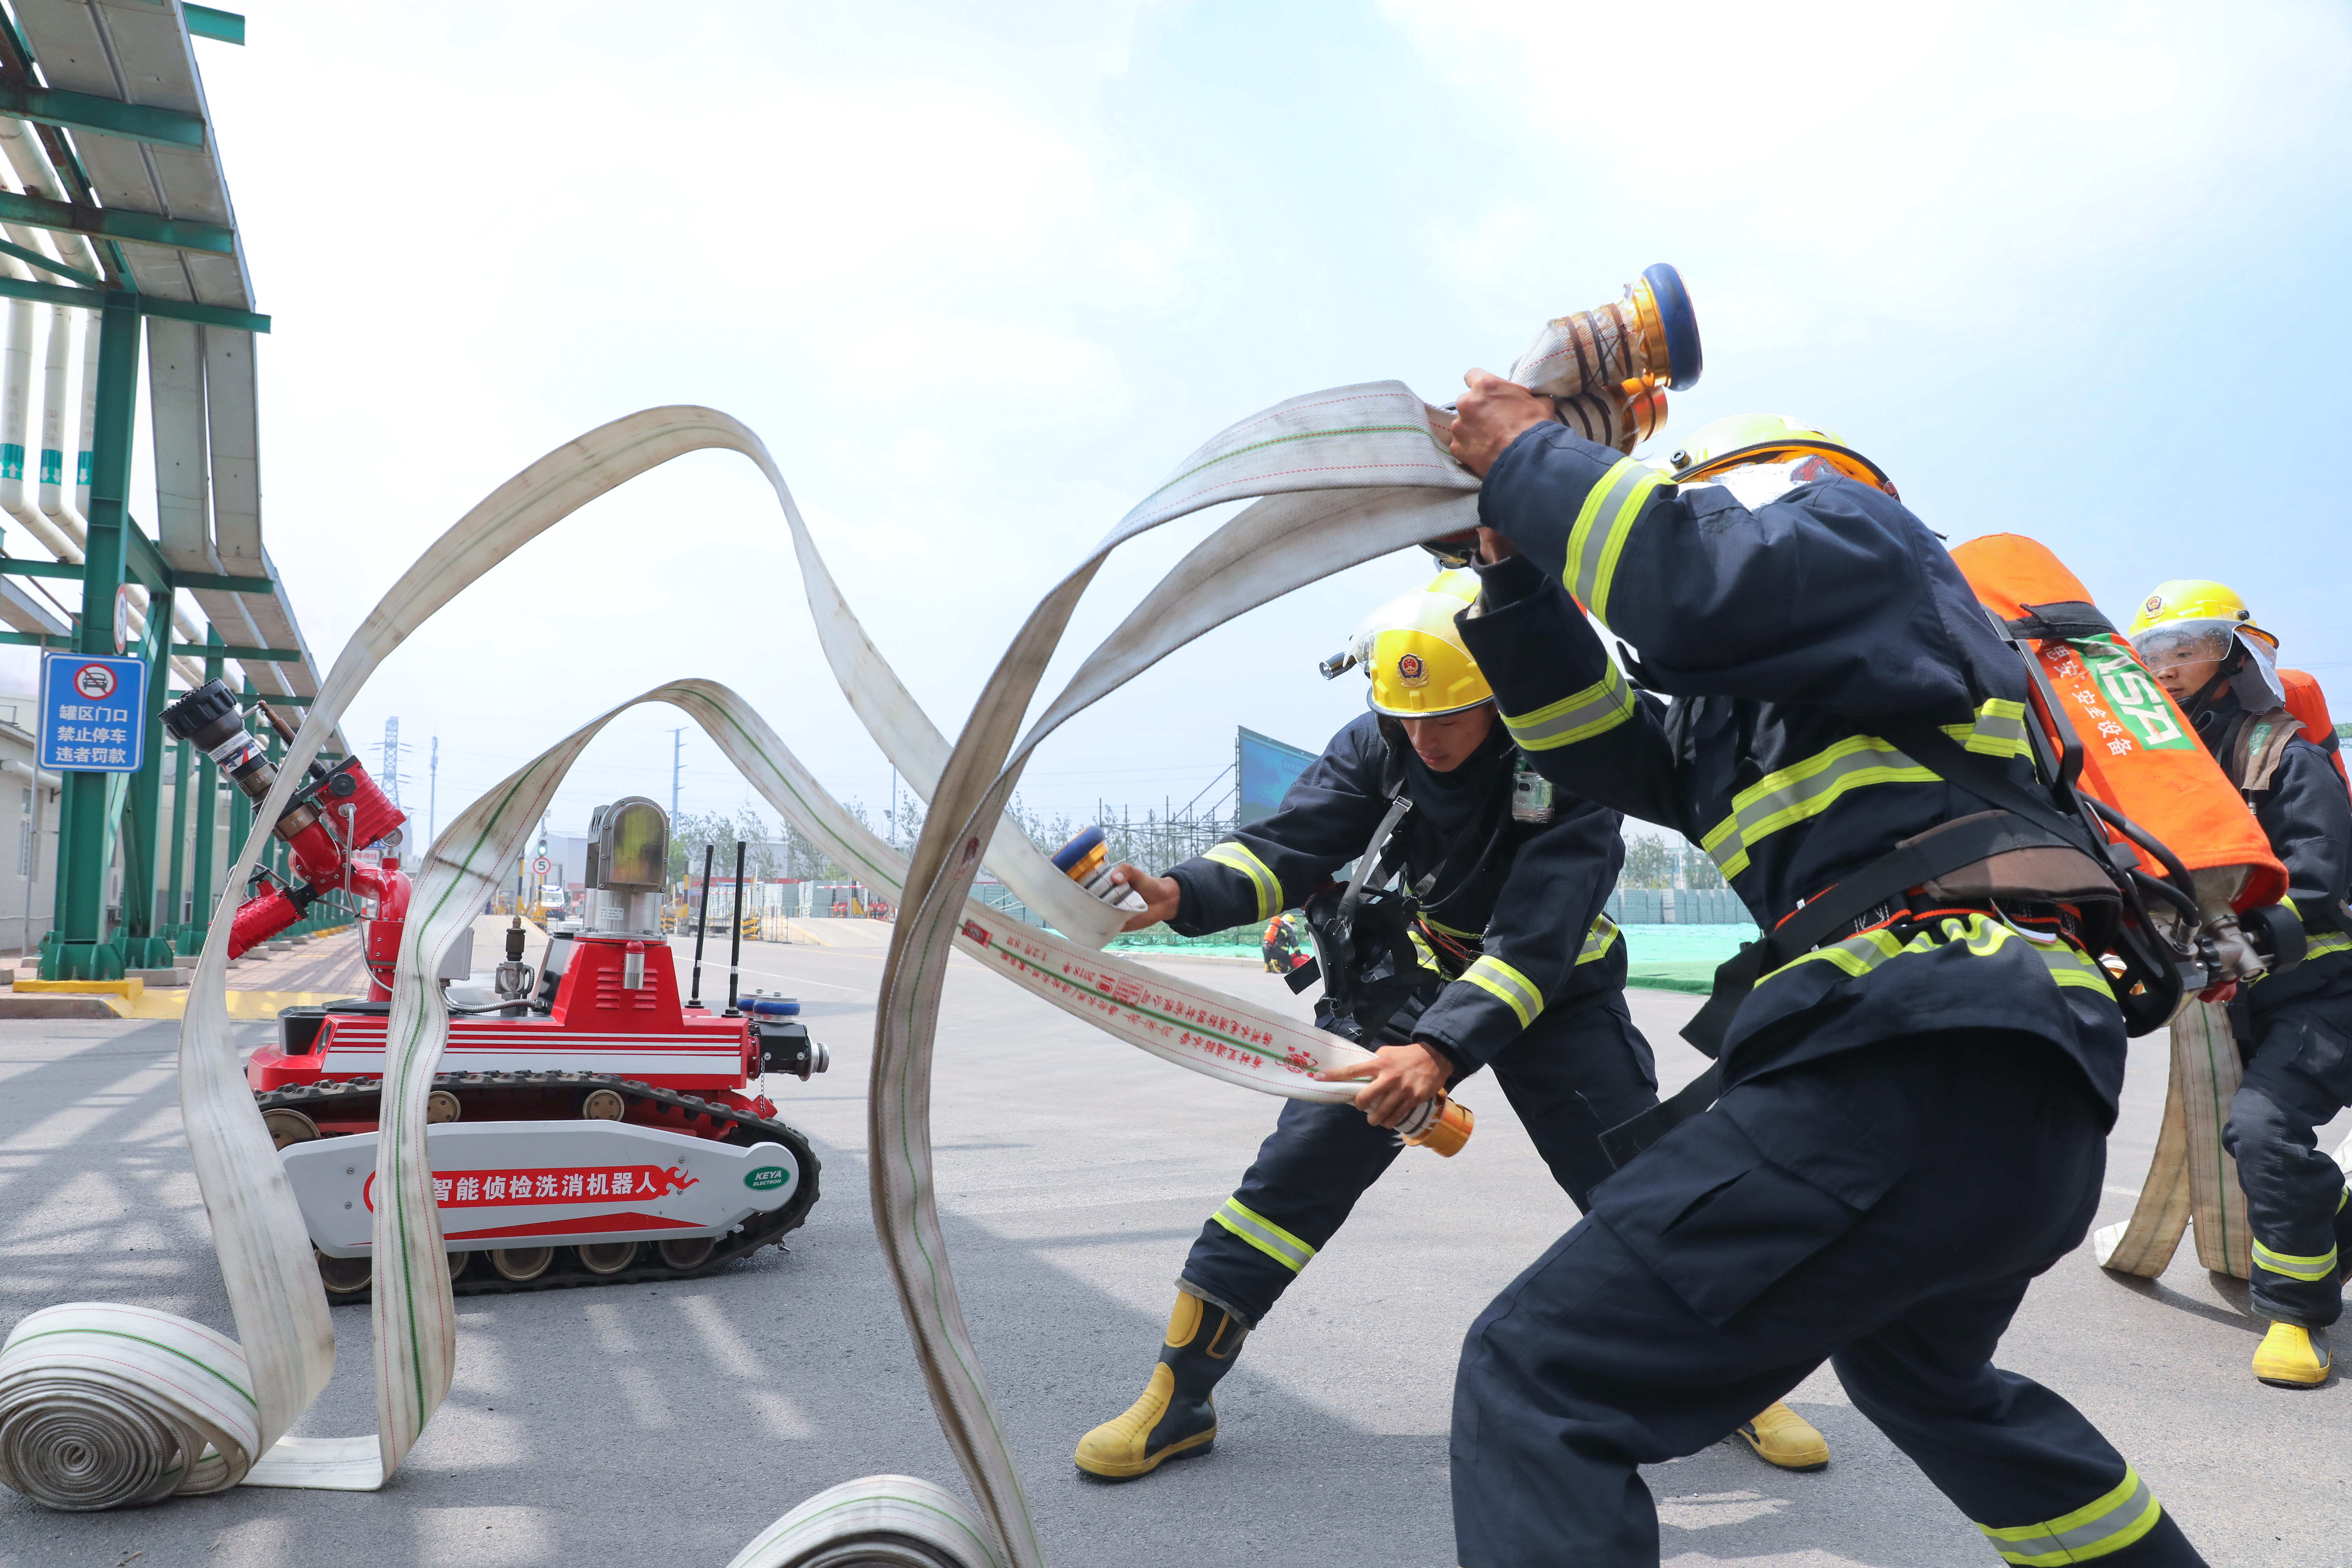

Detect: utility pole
[667,726,686,825]
[427,736,438,847]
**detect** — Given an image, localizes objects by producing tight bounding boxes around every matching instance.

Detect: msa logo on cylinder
[745,1165,792,1191]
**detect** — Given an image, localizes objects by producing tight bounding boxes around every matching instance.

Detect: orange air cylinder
[2278,667,2351,792]
[1949,534,2286,912]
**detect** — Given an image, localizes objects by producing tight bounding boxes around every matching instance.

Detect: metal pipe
[0,118,102,278]
[688,842,713,1007]
[36,304,84,546]
[72,303,93,520]
[0,296,76,562]
[726,839,746,1014]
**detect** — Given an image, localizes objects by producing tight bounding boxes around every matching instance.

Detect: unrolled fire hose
[0,275,1693,1564]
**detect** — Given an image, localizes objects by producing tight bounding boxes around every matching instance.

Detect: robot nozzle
[161,678,275,800]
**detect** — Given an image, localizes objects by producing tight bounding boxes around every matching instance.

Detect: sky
[13,0,2350,848]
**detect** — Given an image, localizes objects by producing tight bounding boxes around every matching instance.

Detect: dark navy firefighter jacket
[1460,424,2130,1122]
[2200,691,2352,1014]
[1164,710,1626,1073]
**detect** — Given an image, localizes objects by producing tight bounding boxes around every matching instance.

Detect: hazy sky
[20,1,2348,848]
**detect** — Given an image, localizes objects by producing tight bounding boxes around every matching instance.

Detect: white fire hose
[0,298,1696,1561]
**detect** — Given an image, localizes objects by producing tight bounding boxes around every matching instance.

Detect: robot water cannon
[161,678,410,974]
[1422,261,1703,569]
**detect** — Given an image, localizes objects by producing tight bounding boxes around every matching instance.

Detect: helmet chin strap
[2182,648,2246,735]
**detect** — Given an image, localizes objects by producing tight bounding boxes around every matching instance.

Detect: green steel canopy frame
[0,1,338,980]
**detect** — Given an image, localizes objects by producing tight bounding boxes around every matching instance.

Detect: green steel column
[48,296,140,980]
[163,737,189,944]
[117,586,173,968]
[183,630,224,954]
[227,677,253,885]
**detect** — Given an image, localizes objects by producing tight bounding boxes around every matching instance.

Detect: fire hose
[0,271,1696,1564]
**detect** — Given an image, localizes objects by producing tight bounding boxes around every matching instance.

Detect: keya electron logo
[744,1165,792,1191]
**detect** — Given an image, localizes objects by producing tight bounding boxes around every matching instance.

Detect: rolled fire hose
[0,272,1688,1559]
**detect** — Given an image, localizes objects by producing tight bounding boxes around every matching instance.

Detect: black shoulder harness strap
[1602,715,2110,1171]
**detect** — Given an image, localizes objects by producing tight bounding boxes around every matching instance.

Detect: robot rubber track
[253,1069,822,1301]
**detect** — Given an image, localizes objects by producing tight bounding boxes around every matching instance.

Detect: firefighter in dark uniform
[1072,570,1830,1481]
[2129,581,2352,1389]
[1440,393,2207,1567]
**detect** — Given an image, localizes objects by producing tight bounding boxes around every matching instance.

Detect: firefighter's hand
[1448,369,1556,478]
[1318,1041,1452,1129]
[1106,863,1181,931]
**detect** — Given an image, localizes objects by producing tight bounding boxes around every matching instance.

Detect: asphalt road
[0,931,2346,1568]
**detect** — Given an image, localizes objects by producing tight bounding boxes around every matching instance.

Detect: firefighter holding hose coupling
[1439,394,2207,1567]
[1072,571,1830,1483]
[2129,582,2352,1391]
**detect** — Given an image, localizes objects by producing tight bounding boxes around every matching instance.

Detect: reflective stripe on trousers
[2252,1237,2339,1282]
[1701,700,2036,880]
[1500,660,1637,751]
[1976,1466,2163,1565]
[1761,912,2115,1001]
[1203,841,1282,923]
[1210,1196,1317,1273]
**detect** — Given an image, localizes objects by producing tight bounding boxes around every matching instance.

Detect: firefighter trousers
[1177,990,1657,1328]
[1451,1031,2205,1568]
[2225,962,2352,1328]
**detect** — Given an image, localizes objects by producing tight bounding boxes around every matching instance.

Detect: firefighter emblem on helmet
[1395,652,1428,686]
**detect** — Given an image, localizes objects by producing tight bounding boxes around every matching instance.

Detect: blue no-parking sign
[37,652,147,773]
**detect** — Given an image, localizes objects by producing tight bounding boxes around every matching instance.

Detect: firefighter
[2128,582,2352,1389]
[1073,570,1832,1482]
[1438,394,2205,1567]
[1261,912,1297,971]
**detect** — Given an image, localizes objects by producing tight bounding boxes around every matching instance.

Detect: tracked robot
[161,681,828,1300]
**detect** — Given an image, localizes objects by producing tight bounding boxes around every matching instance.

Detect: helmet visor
[2129,620,2236,681]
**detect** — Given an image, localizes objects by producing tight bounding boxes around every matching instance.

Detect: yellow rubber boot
[1735,1401,1829,1471]
[2252,1322,2332,1388]
[1074,1292,1248,1480]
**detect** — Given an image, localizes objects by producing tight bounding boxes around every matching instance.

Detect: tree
[1619,831,1727,891]
[1620,834,1675,889]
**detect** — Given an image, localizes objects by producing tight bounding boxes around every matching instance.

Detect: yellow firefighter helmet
[2128,579,2276,650]
[1664,411,1898,497]
[2128,578,2286,710]
[1351,570,1493,718]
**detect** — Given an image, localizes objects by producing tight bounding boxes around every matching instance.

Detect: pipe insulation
[0,296,73,564]
[37,306,86,547]
[0,117,103,279]
[73,299,94,520]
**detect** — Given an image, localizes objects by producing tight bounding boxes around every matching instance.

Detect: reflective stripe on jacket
[1463,425,2128,1117]
[1163,710,1627,1070]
